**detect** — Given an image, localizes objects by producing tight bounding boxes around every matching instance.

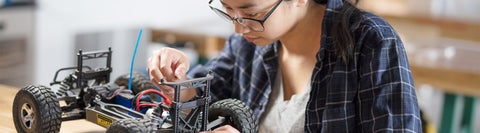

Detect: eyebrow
[220,1,256,9]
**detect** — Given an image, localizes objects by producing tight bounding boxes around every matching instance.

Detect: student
[147,0,422,132]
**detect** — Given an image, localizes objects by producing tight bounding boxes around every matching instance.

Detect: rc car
[12,48,257,133]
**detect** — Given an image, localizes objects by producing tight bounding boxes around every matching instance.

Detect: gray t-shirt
[259,71,311,133]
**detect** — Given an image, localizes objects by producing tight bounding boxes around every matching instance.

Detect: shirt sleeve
[356,26,422,132]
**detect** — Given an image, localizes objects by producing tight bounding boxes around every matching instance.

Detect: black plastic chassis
[156,73,215,132]
[48,48,148,128]
[49,48,114,122]
[48,48,221,132]
[84,72,217,132]
[15,47,226,133]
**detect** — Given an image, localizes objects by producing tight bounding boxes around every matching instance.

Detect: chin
[255,40,277,46]
[252,41,270,46]
[245,37,275,46]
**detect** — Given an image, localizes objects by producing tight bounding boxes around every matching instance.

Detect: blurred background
[0,0,479,133]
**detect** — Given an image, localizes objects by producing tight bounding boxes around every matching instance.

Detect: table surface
[0,84,105,133]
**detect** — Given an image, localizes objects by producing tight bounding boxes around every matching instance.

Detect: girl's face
[212,0,302,45]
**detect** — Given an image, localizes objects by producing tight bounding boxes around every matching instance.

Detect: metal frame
[159,72,214,132]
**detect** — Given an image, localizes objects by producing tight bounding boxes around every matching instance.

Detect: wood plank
[151,30,226,58]
[411,65,480,97]
[382,15,480,42]
[0,85,18,133]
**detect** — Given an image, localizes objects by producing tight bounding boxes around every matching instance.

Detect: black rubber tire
[106,118,152,133]
[114,72,153,94]
[12,85,62,133]
[208,98,258,133]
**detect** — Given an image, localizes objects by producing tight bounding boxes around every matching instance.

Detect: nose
[233,21,250,34]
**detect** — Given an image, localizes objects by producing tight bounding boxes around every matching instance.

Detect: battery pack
[114,92,134,109]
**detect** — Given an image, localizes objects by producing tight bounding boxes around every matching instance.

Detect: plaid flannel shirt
[188,0,422,132]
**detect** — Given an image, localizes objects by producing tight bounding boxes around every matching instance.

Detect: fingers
[174,62,189,81]
[147,49,171,98]
[200,125,240,133]
[172,47,190,81]
[147,51,164,85]
[155,84,175,99]
[147,47,190,98]
[159,50,176,81]
[215,125,240,133]
[158,47,189,81]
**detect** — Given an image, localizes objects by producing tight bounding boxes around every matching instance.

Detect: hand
[200,125,240,133]
[147,47,190,99]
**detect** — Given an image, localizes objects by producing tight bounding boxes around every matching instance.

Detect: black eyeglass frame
[208,0,283,32]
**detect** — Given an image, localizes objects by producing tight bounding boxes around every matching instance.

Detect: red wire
[135,89,172,112]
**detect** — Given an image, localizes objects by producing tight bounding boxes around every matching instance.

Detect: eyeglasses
[208,0,283,32]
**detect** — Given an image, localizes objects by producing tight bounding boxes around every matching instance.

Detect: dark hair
[333,0,361,64]
[315,0,362,64]
[314,0,328,4]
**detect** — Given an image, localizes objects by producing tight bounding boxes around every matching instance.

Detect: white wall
[34,0,233,85]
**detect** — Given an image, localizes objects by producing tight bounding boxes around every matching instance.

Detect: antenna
[128,29,143,90]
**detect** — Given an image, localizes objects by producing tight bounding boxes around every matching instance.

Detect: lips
[244,36,259,42]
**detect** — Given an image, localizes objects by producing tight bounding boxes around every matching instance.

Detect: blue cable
[128,29,143,90]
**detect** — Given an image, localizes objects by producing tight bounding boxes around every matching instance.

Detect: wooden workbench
[407,38,480,133]
[0,84,105,133]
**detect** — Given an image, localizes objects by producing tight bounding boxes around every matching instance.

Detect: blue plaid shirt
[188,0,422,132]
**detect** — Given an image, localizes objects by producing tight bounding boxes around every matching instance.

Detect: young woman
[147,0,422,132]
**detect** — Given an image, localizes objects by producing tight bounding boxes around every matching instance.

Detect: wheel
[208,98,258,133]
[114,72,153,94]
[106,118,152,133]
[12,85,62,133]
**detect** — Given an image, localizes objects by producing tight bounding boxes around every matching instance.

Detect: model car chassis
[12,48,257,133]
